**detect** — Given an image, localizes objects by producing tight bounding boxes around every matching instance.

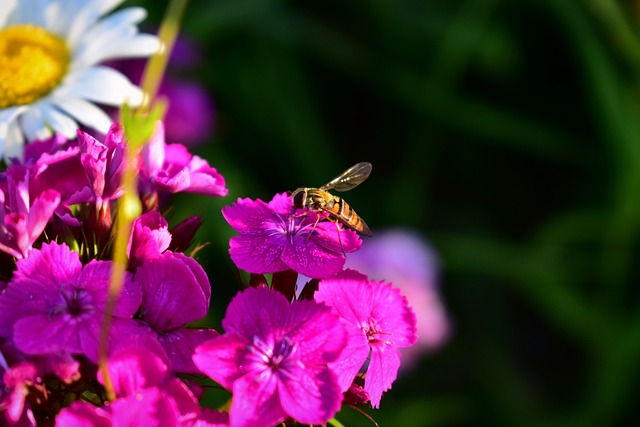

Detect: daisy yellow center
[0,25,70,108]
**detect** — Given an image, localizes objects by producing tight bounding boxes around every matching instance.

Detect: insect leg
[332,219,346,257]
[305,211,323,242]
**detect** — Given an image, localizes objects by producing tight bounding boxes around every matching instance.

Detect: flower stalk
[98,0,187,400]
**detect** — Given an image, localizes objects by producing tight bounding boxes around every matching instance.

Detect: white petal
[55,66,143,106]
[0,107,21,161]
[20,106,52,142]
[84,7,148,42]
[3,117,26,162]
[48,96,112,133]
[0,0,17,26]
[0,107,27,158]
[39,103,79,138]
[66,0,124,46]
[7,0,48,25]
[72,34,160,69]
[71,8,157,68]
[45,0,83,37]
[0,106,25,127]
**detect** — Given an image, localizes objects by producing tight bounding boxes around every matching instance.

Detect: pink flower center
[268,213,315,244]
[51,286,93,317]
[246,335,299,380]
[364,318,391,346]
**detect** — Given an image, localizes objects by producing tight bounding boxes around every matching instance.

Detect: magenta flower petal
[228,234,290,274]
[135,252,213,373]
[222,193,361,278]
[28,140,88,206]
[13,314,80,355]
[141,122,165,176]
[0,242,81,337]
[222,197,273,233]
[315,269,418,408]
[140,122,227,198]
[367,343,402,407]
[173,251,212,302]
[56,401,111,427]
[230,374,286,427]
[2,361,36,424]
[136,252,209,330]
[154,146,227,196]
[194,409,230,427]
[161,377,202,423]
[0,165,60,259]
[345,229,449,369]
[193,334,246,390]
[39,352,80,384]
[0,242,141,363]
[100,335,171,397]
[194,287,346,427]
[110,387,179,427]
[27,189,60,242]
[128,210,171,267]
[156,328,219,375]
[77,123,126,203]
[277,363,343,425]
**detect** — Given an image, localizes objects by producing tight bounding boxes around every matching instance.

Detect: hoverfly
[291,162,373,237]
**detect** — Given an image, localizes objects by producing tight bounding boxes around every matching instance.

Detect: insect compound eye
[292,189,306,208]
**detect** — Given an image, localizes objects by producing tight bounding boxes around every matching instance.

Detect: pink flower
[127,210,172,268]
[222,193,361,278]
[344,229,449,370]
[0,165,60,258]
[0,242,141,363]
[134,252,218,374]
[0,360,37,426]
[57,336,204,427]
[314,269,418,408]
[77,123,126,207]
[22,134,89,209]
[193,287,346,427]
[139,122,227,198]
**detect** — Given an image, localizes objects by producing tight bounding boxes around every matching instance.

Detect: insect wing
[320,162,372,192]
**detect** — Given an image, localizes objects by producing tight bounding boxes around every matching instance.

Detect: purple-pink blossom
[134,252,217,374]
[0,360,37,426]
[77,123,126,207]
[57,336,207,427]
[193,287,346,427]
[0,165,60,259]
[127,210,172,268]
[314,269,418,408]
[222,192,361,278]
[344,228,449,370]
[139,122,227,198]
[0,242,141,363]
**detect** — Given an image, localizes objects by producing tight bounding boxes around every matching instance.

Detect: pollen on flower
[0,25,69,108]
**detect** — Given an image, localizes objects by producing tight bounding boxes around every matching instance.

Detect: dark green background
[127,0,640,425]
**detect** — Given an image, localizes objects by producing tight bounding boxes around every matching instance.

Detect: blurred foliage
[127,0,640,425]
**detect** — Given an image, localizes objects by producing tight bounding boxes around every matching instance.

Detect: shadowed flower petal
[135,252,214,374]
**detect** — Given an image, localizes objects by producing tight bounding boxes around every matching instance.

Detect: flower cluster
[0,1,424,426]
[0,120,227,425]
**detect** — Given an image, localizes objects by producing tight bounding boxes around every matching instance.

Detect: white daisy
[0,0,160,160]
